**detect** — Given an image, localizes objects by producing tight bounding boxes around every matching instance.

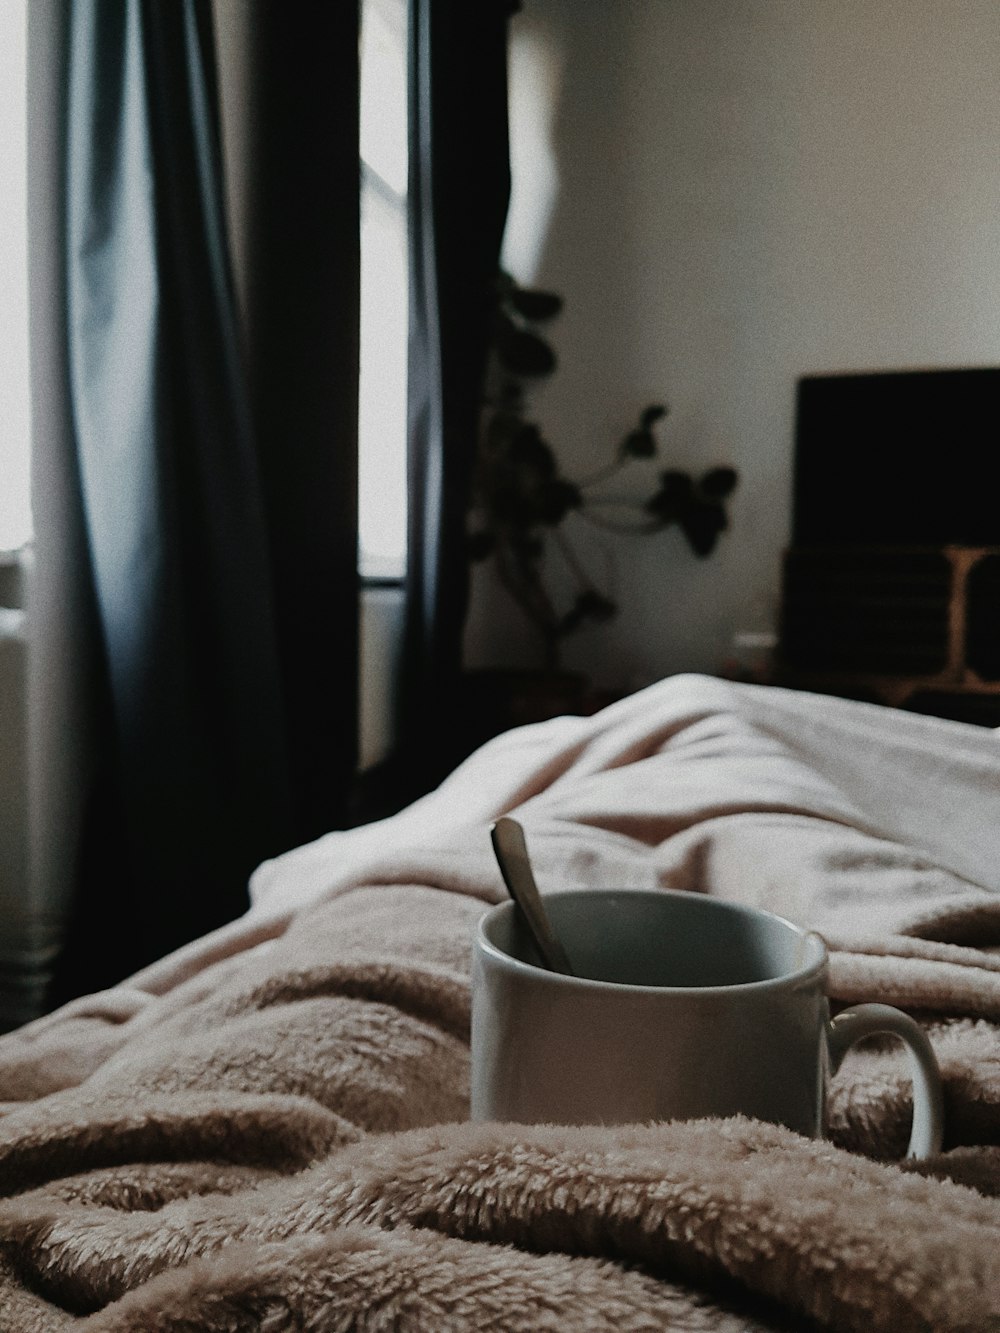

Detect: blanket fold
[0,675,999,1330]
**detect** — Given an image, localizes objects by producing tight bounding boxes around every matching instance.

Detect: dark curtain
[43,0,359,1001]
[398,0,517,793]
[236,2,361,844]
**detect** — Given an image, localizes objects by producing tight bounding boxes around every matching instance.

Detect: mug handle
[827,1002,944,1160]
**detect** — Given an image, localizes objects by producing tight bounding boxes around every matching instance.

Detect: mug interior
[482,889,820,988]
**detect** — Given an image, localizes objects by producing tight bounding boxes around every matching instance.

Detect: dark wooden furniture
[777,544,1000,726]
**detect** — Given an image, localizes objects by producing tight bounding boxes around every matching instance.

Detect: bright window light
[1,3,408,568]
[358,0,408,580]
[0,0,31,554]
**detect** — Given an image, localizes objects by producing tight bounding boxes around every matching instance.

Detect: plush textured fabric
[1,675,1000,1330]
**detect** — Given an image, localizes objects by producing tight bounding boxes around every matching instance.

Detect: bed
[0,672,998,1330]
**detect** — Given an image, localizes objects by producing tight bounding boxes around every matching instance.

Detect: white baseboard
[359,582,405,770]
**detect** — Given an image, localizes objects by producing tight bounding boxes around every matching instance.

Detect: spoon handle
[490,818,575,976]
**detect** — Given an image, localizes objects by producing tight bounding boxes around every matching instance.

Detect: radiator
[0,563,405,1033]
[0,551,41,1032]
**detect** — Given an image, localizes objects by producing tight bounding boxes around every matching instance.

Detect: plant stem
[576,455,629,491]
[494,539,559,639]
[552,526,596,591]
[576,507,663,535]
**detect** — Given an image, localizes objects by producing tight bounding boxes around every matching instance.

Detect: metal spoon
[490,817,575,975]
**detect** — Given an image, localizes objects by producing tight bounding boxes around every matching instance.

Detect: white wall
[465,0,1000,691]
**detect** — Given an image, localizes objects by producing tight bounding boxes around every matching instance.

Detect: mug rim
[476,888,828,996]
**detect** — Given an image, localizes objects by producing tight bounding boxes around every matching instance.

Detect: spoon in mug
[490,817,575,976]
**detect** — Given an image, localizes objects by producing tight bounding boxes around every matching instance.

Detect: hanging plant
[468,273,738,670]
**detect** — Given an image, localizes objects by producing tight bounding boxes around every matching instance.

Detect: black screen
[792,368,1000,547]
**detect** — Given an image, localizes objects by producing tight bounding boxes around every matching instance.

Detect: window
[0,0,31,555]
[358,0,408,580]
[1,2,408,571]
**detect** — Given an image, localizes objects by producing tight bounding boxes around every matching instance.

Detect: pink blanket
[0,674,999,1329]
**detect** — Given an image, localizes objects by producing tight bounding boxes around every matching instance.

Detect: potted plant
[468,272,738,675]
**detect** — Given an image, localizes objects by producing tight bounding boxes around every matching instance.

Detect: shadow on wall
[501,7,563,282]
[465,2,637,680]
[467,0,1000,694]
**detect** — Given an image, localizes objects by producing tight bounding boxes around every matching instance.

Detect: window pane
[358,0,408,579]
[359,0,407,198]
[0,0,31,553]
[358,178,408,578]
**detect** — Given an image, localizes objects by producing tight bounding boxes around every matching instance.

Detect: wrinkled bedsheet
[0,674,999,1330]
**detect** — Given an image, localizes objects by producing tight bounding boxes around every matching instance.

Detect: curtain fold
[26,0,360,1008]
[399,0,516,793]
[234,0,361,845]
[57,0,292,992]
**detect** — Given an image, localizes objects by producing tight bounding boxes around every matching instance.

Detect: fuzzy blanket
[1,673,1000,1331]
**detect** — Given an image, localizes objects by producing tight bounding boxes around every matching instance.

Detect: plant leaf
[508,287,564,322]
[645,470,693,522]
[700,466,738,499]
[496,320,557,377]
[621,428,657,459]
[467,531,495,560]
[576,588,617,622]
[679,500,727,556]
[558,589,618,636]
[538,478,583,525]
[510,424,557,479]
[640,403,668,429]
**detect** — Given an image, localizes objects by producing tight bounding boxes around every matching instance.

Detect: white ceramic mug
[471,889,944,1159]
